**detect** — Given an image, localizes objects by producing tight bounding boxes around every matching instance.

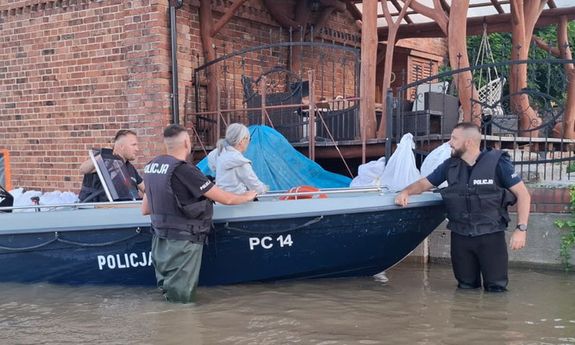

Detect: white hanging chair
[474,24,506,117]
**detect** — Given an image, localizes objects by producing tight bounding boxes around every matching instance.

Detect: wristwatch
[516,224,528,232]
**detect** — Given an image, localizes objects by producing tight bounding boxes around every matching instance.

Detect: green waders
[151,235,203,303]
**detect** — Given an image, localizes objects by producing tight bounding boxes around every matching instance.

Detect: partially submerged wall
[409,185,575,269]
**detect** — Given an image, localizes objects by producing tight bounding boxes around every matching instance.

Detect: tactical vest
[78,173,106,202]
[144,155,213,243]
[0,185,14,213]
[439,150,517,237]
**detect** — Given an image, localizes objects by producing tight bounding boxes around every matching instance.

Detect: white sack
[380,133,421,192]
[420,142,452,188]
[10,188,79,212]
[350,156,386,188]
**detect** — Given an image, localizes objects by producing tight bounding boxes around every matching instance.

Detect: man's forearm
[79,159,95,174]
[403,178,433,196]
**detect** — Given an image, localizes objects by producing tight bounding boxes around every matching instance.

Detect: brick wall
[506,186,572,214]
[0,0,174,192]
[0,0,445,194]
[524,186,572,214]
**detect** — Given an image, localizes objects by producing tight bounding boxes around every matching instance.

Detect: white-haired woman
[207,123,268,195]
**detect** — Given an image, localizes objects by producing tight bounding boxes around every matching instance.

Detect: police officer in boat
[395,122,531,292]
[141,124,257,303]
[78,129,145,202]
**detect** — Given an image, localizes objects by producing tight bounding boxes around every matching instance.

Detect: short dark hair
[114,129,137,142]
[454,122,480,132]
[163,124,188,138]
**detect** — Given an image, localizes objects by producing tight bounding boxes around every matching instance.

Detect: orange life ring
[279,185,328,200]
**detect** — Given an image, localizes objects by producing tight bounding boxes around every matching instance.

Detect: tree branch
[409,0,448,34]
[532,35,561,56]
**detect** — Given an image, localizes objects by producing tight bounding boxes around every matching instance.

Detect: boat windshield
[90,149,139,202]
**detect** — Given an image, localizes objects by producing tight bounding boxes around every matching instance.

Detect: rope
[474,23,500,86]
[223,215,323,235]
[0,227,145,251]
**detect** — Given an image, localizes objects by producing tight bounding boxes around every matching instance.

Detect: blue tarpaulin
[196,125,351,191]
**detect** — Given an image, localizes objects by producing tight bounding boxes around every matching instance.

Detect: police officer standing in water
[395,122,531,292]
[141,124,257,303]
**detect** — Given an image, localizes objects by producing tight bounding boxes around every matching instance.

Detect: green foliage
[554,185,575,270]
[467,22,575,106]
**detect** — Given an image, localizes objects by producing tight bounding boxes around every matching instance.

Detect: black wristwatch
[516,224,528,232]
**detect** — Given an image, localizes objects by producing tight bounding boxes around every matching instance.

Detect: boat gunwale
[0,192,444,235]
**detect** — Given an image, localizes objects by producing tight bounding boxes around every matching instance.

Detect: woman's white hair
[215,123,250,153]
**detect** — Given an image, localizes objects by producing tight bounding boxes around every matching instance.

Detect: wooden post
[359,0,378,163]
[308,70,316,161]
[376,0,412,138]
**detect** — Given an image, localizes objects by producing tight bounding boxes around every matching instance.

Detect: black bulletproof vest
[78,173,107,203]
[439,150,517,237]
[0,185,14,213]
[144,155,213,243]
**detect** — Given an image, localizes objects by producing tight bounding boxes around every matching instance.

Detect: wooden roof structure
[347,0,575,38]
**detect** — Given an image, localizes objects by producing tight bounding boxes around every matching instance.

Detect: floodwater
[1,262,574,345]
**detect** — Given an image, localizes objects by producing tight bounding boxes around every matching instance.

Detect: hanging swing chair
[474,23,506,118]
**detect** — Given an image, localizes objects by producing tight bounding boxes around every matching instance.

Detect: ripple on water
[0,263,573,345]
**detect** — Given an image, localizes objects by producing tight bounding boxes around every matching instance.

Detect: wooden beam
[439,0,450,15]
[378,10,417,18]
[378,6,575,39]
[390,0,412,24]
[211,0,249,37]
[359,0,378,148]
[345,0,363,21]
[490,0,505,14]
[548,0,557,9]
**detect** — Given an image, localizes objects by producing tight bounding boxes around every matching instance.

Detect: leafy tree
[467,23,575,105]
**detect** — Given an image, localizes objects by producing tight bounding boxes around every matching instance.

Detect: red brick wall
[0,0,171,192]
[506,186,572,214]
[524,187,572,214]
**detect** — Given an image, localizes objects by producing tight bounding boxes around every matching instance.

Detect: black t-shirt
[171,163,214,205]
[124,161,143,187]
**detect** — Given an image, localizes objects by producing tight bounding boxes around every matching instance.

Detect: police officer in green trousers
[141,124,257,303]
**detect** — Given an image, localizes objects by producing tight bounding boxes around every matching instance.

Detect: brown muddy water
[0,262,573,345]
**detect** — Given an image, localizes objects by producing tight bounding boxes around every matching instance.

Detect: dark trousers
[450,231,508,292]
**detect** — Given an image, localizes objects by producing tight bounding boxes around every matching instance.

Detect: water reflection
[0,263,573,345]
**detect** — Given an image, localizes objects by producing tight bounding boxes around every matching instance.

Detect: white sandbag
[421,142,452,188]
[39,191,79,205]
[8,187,24,201]
[350,156,386,187]
[380,133,421,192]
[10,189,79,212]
[12,189,42,212]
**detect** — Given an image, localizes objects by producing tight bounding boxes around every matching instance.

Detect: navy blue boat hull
[0,201,445,286]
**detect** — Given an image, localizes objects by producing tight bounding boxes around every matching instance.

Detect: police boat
[0,148,445,286]
[0,188,444,286]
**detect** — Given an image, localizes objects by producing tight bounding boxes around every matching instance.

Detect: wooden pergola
[196,0,575,152]
[351,0,575,143]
